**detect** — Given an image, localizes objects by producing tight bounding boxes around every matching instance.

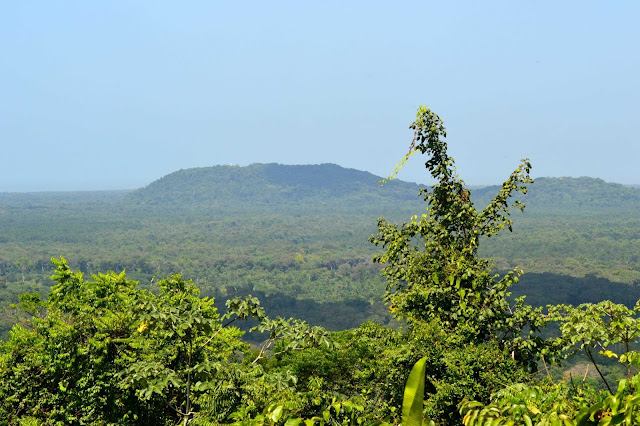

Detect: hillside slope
[127,163,425,213]
[129,166,640,216]
[472,177,640,215]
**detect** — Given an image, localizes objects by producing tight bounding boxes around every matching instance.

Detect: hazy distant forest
[2,107,640,424]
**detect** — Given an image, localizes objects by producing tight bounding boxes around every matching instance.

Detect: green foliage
[459,380,597,425]
[402,356,428,426]
[460,297,640,424]
[370,106,550,369]
[3,106,640,425]
[549,301,640,394]
[121,275,244,425]
[0,258,335,425]
[248,319,529,424]
[572,377,640,425]
[460,376,640,425]
[209,105,551,424]
[0,256,144,424]
[481,215,640,286]
[1,164,640,339]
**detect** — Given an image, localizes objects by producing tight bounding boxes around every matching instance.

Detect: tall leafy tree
[370,106,550,368]
[0,258,335,425]
[121,275,245,425]
[0,259,253,425]
[0,257,145,424]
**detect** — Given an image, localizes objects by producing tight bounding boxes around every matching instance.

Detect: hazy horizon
[1,161,638,194]
[2,2,639,192]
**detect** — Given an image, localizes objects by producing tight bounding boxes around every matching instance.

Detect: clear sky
[1,2,638,192]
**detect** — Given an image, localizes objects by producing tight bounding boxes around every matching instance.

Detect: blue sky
[1,1,638,191]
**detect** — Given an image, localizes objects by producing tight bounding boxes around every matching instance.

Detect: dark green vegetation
[475,177,640,285]
[0,164,428,338]
[1,106,640,424]
[1,165,639,340]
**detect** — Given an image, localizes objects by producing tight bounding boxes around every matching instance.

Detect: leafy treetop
[371,106,547,369]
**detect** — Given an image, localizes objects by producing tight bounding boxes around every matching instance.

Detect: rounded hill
[127,163,425,212]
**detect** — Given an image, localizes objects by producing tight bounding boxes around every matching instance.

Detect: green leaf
[402,356,428,426]
[523,414,533,426]
[610,413,625,424]
[269,405,284,422]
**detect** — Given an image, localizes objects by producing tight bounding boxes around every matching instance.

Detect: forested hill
[472,176,640,215]
[1,164,639,334]
[127,163,424,213]
[127,164,640,215]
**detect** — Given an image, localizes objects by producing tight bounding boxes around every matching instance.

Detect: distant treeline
[1,164,640,338]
